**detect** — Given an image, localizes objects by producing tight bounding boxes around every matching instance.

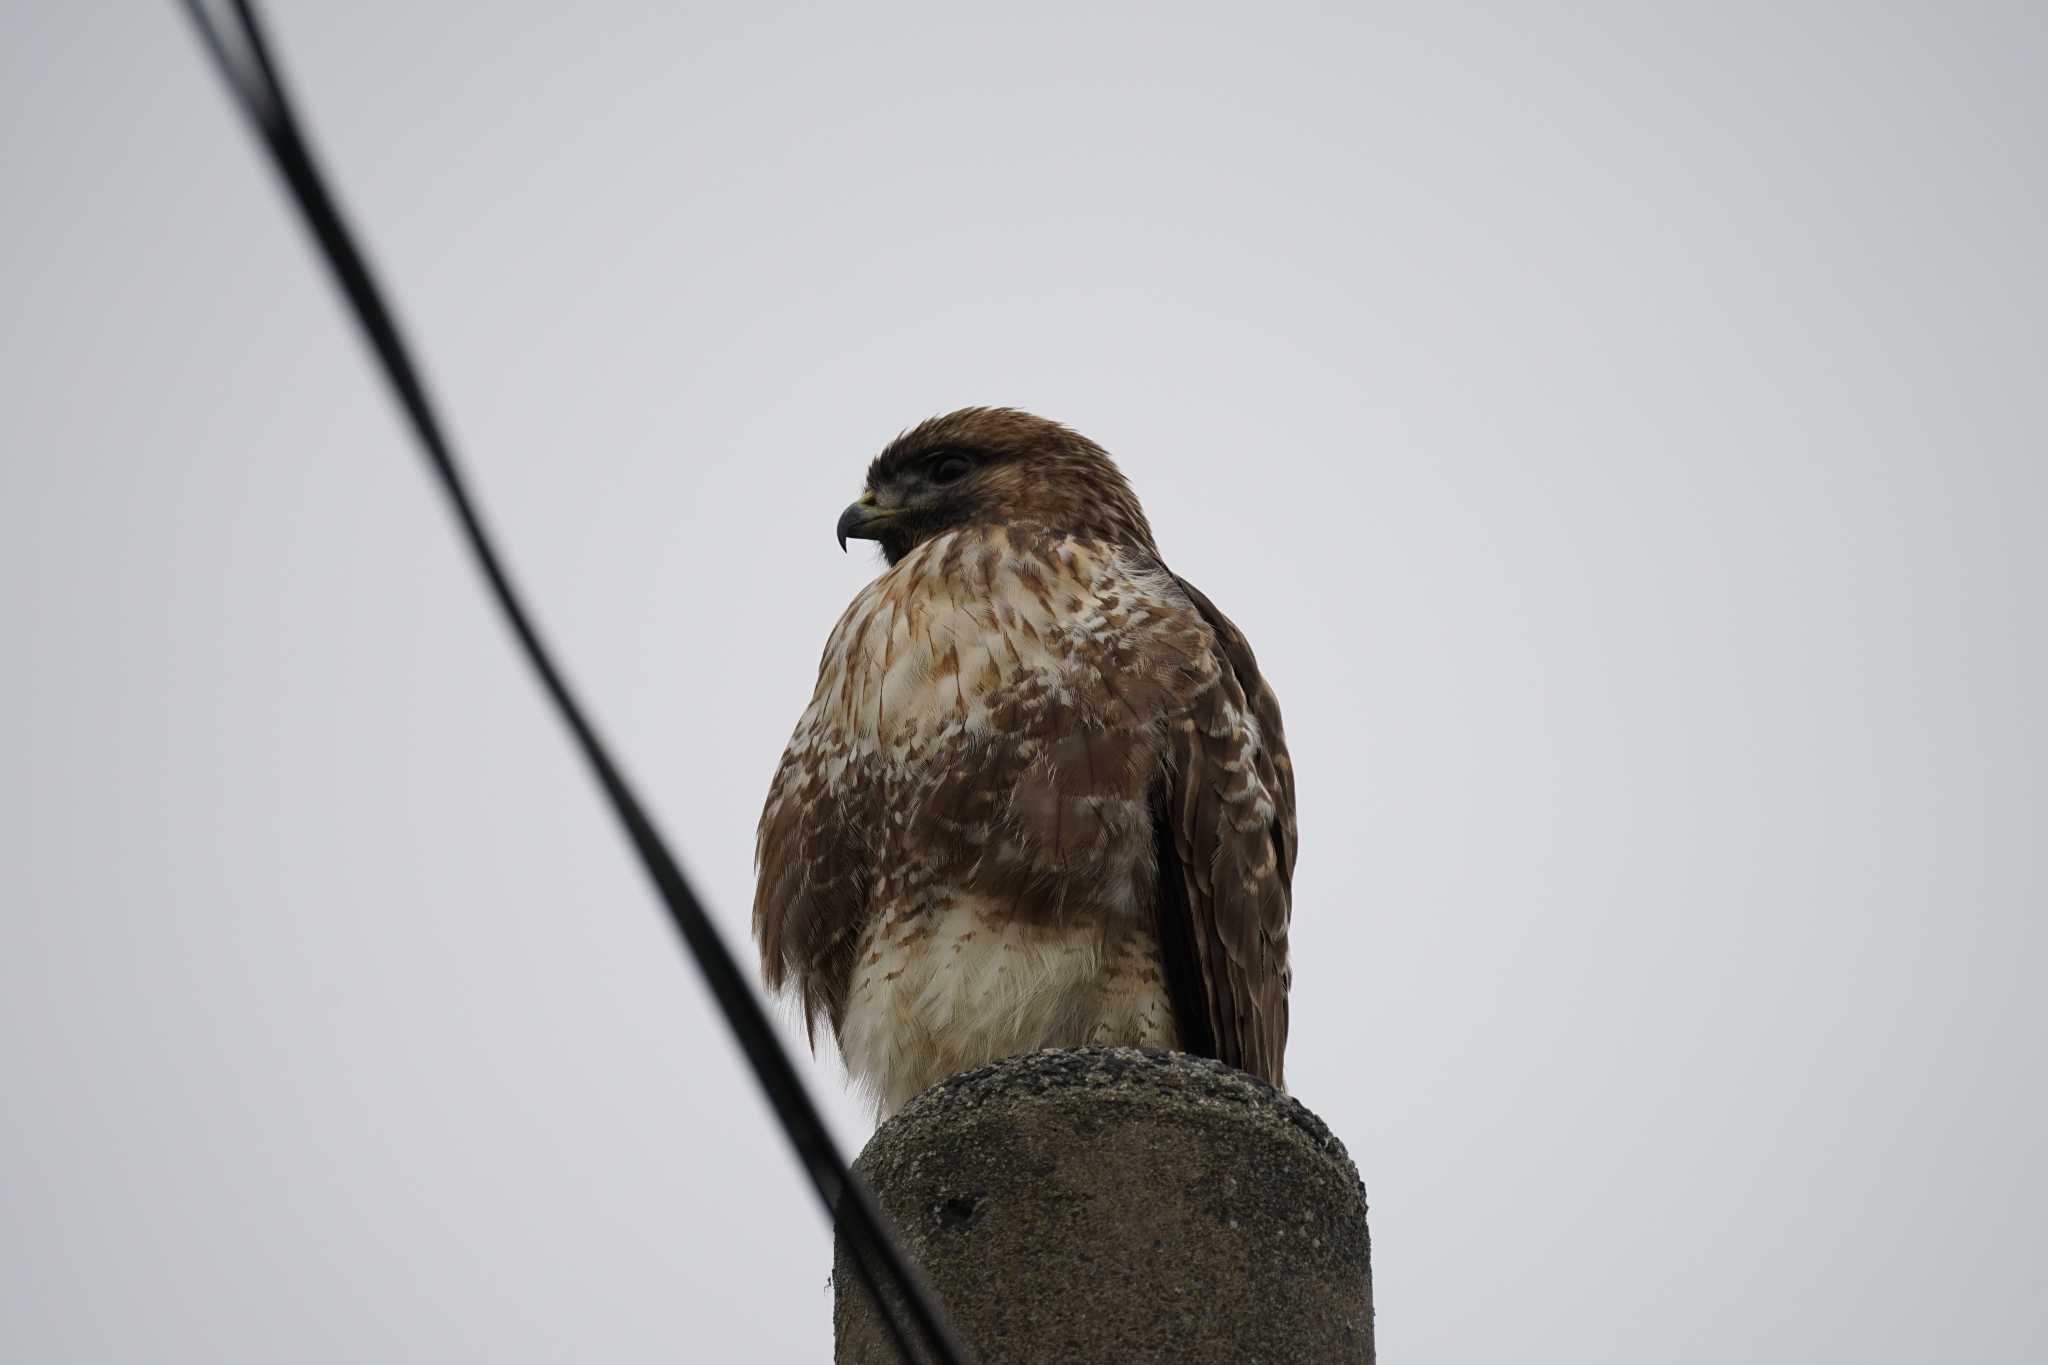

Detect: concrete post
[834,1047,1373,1364]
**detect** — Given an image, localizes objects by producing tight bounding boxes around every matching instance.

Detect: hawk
[754,409,1296,1116]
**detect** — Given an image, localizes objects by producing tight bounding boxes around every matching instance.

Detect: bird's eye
[929,455,973,485]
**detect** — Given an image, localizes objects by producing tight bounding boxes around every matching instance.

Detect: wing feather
[1155,575,1295,1086]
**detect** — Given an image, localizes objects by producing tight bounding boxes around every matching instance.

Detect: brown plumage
[754,408,1295,1115]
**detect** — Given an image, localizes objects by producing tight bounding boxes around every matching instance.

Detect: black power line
[173,5,968,1362]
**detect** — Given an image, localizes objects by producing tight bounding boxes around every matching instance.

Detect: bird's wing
[754,616,877,1047]
[1155,575,1296,1086]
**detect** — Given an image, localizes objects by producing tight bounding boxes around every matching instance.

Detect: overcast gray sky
[5,2,2043,1361]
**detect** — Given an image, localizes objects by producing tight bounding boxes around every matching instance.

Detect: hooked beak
[835,494,896,552]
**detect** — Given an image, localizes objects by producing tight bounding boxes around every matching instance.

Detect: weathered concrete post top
[835,1047,1373,1364]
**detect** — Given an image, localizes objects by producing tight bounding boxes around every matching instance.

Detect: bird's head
[837,407,1158,565]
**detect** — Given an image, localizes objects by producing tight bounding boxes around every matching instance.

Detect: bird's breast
[819,528,1133,755]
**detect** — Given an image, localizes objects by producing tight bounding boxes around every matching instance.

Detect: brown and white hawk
[754,409,1295,1116]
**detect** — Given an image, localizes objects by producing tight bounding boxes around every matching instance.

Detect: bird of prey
[754,408,1295,1117]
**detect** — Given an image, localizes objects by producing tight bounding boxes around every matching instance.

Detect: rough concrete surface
[834,1047,1372,1364]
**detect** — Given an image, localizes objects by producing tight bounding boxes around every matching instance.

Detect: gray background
[4,2,2042,1360]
